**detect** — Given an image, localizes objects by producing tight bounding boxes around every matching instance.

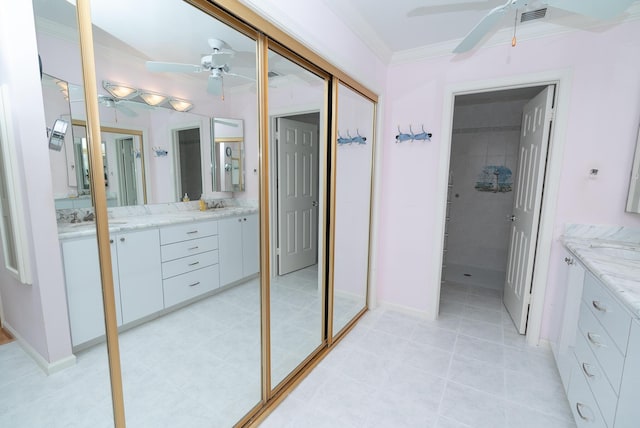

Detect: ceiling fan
[97,94,139,117]
[422,0,637,53]
[145,38,255,97]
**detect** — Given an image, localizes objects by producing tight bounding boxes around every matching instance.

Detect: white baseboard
[377,300,433,320]
[4,323,76,375]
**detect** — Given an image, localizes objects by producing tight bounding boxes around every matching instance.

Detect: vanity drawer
[574,328,617,427]
[578,302,624,392]
[161,236,218,262]
[163,264,220,308]
[160,221,218,245]
[568,360,608,428]
[162,250,218,279]
[582,273,631,354]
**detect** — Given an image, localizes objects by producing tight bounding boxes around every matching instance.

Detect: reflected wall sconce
[168,98,193,112]
[47,118,69,151]
[139,91,167,106]
[102,81,193,112]
[103,81,138,99]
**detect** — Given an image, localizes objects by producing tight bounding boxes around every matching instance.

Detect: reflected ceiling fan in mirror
[410,0,637,54]
[145,38,255,100]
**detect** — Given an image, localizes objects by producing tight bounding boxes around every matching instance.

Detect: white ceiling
[321,0,640,62]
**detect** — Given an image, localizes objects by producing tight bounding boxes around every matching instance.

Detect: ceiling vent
[521,8,547,23]
[520,7,547,22]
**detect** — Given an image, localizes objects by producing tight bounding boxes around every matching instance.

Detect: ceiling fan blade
[453,1,510,53]
[547,0,636,20]
[114,103,138,117]
[207,75,223,95]
[408,1,499,17]
[146,61,202,73]
[225,72,256,82]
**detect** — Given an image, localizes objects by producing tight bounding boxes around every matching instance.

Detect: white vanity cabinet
[114,228,163,324]
[551,248,586,392]
[554,245,640,428]
[218,214,258,286]
[62,236,123,346]
[62,228,162,345]
[160,220,220,307]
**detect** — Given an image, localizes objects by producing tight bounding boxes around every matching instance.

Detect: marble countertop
[562,236,640,318]
[57,206,259,240]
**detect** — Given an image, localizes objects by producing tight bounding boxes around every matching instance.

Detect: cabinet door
[218,216,243,286]
[62,237,122,347]
[552,247,586,392]
[116,228,163,324]
[242,214,259,277]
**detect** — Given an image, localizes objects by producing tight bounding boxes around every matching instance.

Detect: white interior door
[277,117,319,275]
[504,85,554,334]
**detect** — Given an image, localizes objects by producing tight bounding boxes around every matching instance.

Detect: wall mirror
[332,82,375,338]
[626,124,640,213]
[211,117,245,192]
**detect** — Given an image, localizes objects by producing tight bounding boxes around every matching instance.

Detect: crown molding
[320,0,393,64]
[391,3,640,64]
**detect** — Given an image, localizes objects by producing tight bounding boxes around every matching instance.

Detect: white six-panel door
[504,85,554,334]
[277,118,319,275]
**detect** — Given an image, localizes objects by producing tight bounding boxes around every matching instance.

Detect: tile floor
[1,264,363,428]
[260,281,577,428]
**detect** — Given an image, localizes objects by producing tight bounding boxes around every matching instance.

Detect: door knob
[507,214,517,222]
[312,201,318,207]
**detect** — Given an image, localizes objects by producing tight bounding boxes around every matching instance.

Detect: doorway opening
[115,137,138,206]
[173,127,202,201]
[270,112,321,278]
[440,84,555,336]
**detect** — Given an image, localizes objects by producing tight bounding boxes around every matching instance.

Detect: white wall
[0,0,72,363]
[376,20,640,339]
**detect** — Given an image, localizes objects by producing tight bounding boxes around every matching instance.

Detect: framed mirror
[211,118,245,192]
[626,125,640,213]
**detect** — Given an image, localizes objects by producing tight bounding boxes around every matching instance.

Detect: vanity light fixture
[103,81,138,99]
[168,98,193,112]
[101,80,194,112]
[139,91,168,107]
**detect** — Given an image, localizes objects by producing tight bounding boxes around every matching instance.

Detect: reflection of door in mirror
[174,127,202,201]
[626,125,640,213]
[115,137,137,205]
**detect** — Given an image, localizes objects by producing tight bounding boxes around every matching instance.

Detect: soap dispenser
[199,194,207,211]
[182,193,190,202]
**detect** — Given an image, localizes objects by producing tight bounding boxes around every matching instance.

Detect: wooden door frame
[268,108,321,278]
[432,70,572,346]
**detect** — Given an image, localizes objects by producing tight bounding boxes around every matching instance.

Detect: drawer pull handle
[188,261,200,266]
[582,362,595,378]
[587,332,605,347]
[187,230,198,234]
[592,300,607,312]
[188,246,199,250]
[188,281,200,287]
[575,403,590,421]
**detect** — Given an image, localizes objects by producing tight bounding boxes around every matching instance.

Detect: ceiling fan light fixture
[103,81,138,99]
[168,98,193,112]
[139,91,167,106]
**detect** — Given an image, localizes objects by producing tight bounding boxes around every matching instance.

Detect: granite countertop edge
[57,206,259,240]
[561,236,640,319]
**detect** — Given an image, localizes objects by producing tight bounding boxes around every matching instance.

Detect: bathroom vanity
[58,205,259,349]
[551,225,640,428]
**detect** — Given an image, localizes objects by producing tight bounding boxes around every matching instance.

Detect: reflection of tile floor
[260,281,577,428]
[1,264,333,428]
